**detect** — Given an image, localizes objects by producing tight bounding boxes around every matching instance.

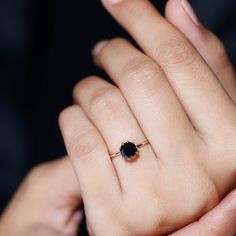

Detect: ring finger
[93,38,196,160]
[74,76,158,190]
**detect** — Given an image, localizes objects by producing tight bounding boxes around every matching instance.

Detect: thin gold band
[109,140,150,159]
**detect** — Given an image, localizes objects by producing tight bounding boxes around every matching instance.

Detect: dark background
[1,0,236,234]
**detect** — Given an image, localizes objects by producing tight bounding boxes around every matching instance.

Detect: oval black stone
[120,142,138,160]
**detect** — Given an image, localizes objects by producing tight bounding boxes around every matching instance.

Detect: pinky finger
[59,105,121,207]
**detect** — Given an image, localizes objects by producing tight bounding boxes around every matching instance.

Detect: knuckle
[160,38,197,67]
[69,128,99,158]
[121,197,165,235]
[25,163,49,186]
[89,86,121,117]
[122,58,164,97]
[123,57,156,79]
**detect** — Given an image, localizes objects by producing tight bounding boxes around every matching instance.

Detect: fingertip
[180,0,200,25]
[165,0,209,54]
[165,0,183,21]
[165,0,201,35]
[92,40,109,57]
[165,0,178,19]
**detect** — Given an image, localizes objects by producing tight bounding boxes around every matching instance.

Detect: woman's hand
[0,158,82,236]
[59,0,236,235]
[1,160,236,236]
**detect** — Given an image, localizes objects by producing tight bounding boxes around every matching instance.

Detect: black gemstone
[120,142,138,160]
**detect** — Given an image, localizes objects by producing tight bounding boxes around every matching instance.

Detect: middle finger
[101,0,236,137]
[94,38,195,159]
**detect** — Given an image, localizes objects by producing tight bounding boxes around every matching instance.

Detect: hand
[0,158,82,236]
[171,190,236,236]
[59,0,236,235]
[1,161,236,236]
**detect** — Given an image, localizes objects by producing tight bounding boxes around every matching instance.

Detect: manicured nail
[92,40,109,56]
[102,0,122,5]
[180,0,200,25]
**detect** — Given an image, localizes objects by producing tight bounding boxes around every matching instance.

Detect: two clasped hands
[1,0,236,235]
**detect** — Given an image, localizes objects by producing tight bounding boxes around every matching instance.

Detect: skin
[1,0,236,235]
[59,0,236,235]
[0,158,236,236]
[0,158,83,236]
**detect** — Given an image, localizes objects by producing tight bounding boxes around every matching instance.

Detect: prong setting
[120,141,139,161]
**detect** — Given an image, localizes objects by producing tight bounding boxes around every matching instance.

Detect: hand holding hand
[0,159,82,236]
[59,0,236,235]
[2,0,236,235]
[0,159,236,236]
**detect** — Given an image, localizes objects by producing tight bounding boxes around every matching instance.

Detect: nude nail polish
[180,0,200,25]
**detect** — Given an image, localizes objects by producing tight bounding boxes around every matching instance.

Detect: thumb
[170,190,236,236]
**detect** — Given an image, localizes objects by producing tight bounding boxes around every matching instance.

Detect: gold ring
[109,140,150,161]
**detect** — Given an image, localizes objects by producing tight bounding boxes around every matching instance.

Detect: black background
[1,0,236,234]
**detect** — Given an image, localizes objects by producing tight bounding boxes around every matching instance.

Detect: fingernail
[180,0,200,25]
[92,40,109,56]
[102,0,122,5]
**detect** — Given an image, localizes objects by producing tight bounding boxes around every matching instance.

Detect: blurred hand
[0,158,82,236]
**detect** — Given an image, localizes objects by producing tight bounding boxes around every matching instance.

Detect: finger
[92,38,196,161]
[101,0,236,136]
[74,76,158,190]
[34,158,81,203]
[3,158,82,209]
[0,158,83,236]
[59,105,121,207]
[29,158,84,235]
[165,0,236,194]
[42,158,83,234]
[165,0,236,103]
[170,190,236,236]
